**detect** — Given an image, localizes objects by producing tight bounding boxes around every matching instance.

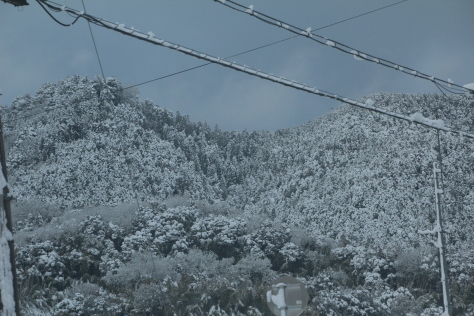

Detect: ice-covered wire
[434,82,458,101]
[19,1,474,140]
[213,0,473,96]
[38,0,405,92]
[122,36,297,91]
[35,0,80,26]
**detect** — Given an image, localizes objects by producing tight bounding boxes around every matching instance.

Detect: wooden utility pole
[0,116,20,315]
[419,131,452,316]
[433,128,452,316]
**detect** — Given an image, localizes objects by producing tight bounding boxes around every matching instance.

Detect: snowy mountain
[3,76,474,315]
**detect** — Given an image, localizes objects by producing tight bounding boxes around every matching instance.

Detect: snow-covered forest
[2,76,474,315]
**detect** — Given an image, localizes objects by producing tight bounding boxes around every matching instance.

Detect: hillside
[3,76,474,315]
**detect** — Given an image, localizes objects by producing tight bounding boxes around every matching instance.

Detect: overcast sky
[1,0,473,131]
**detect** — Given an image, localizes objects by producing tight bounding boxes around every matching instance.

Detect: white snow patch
[351,50,364,61]
[463,83,474,94]
[0,172,7,190]
[409,112,445,128]
[246,5,254,14]
[326,40,336,47]
[302,27,312,37]
[365,99,375,107]
[0,211,16,315]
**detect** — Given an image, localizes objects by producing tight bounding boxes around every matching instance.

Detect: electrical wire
[34,0,409,92]
[5,0,397,120]
[81,0,106,79]
[300,0,408,32]
[121,2,404,91]
[213,0,474,95]
[79,0,140,208]
[35,0,80,26]
[122,36,295,90]
[10,0,474,141]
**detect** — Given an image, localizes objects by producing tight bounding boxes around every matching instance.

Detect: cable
[81,0,106,79]
[13,0,474,140]
[78,2,142,208]
[213,0,474,95]
[35,0,80,26]
[37,0,405,92]
[122,36,296,91]
[302,0,408,32]
[121,2,402,91]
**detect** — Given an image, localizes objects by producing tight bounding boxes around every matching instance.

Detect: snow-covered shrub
[448,246,474,314]
[303,268,351,294]
[314,288,377,316]
[68,215,125,278]
[389,293,424,315]
[173,249,233,280]
[276,241,303,272]
[16,212,46,232]
[373,286,414,314]
[190,215,247,259]
[132,283,165,315]
[420,306,443,316]
[12,199,64,231]
[243,220,291,267]
[104,253,178,291]
[394,247,437,289]
[53,295,84,316]
[16,240,68,291]
[123,206,197,256]
[53,282,122,316]
[21,304,54,316]
[231,252,276,285]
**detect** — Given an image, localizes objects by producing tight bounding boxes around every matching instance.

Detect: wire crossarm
[36,0,474,140]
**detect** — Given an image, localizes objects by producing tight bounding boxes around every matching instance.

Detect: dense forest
[2,76,474,315]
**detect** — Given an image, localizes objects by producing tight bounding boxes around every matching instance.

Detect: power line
[6,0,407,120]
[213,0,473,95]
[35,0,80,26]
[78,1,140,209]
[81,0,106,79]
[122,1,406,91]
[123,36,295,91]
[17,0,474,140]
[299,0,408,32]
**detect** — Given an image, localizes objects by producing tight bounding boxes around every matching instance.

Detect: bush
[104,253,178,291]
[190,215,247,259]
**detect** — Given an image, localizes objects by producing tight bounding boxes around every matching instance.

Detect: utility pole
[0,116,21,315]
[433,159,452,315]
[419,131,452,315]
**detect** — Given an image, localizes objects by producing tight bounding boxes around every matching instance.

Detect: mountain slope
[3,76,474,249]
[4,76,474,315]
